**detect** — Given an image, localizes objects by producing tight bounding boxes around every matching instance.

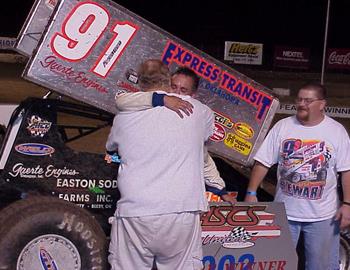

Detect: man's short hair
[138,59,170,90]
[299,82,327,100]
[172,67,200,92]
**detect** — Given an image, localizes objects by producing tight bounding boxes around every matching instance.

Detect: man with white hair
[107,59,214,270]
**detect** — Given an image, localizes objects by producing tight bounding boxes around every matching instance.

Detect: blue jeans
[288,218,340,270]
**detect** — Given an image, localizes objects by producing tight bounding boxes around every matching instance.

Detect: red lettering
[201,206,226,226]
[277,261,286,270]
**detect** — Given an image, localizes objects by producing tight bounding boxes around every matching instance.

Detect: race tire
[0,196,109,270]
[340,230,350,270]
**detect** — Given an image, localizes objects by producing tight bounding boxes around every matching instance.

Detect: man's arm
[115,92,153,112]
[105,117,119,152]
[335,170,350,229]
[115,92,193,118]
[203,147,236,204]
[244,161,270,202]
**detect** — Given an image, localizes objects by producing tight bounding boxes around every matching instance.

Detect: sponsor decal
[234,122,254,139]
[40,55,108,94]
[214,111,234,129]
[125,68,139,84]
[45,0,58,10]
[201,205,281,249]
[91,203,112,209]
[39,248,58,270]
[58,193,90,202]
[9,163,79,178]
[162,41,221,83]
[210,123,226,142]
[116,80,139,93]
[58,193,113,206]
[219,72,272,120]
[162,41,272,120]
[27,115,52,137]
[57,178,117,189]
[15,143,55,156]
[224,133,252,155]
[224,41,263,65]
[96,194,113,203]
[200,81,240,106]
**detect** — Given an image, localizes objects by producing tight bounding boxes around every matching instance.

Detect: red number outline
[50,1,110,62]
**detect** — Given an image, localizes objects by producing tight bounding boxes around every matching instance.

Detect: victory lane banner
[201,202,297,270]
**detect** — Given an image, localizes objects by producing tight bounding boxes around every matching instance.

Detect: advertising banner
[278,103,350,119]
[224,41,263,65]
[326,48,350,70]
[273,46,310,69]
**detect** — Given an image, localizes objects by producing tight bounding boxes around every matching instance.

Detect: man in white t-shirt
[244,82,350,270]
[106,60,214,270]
[112,66,235,204]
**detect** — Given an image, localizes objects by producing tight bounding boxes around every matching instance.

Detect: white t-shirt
[255,115,350,222]
[106,93,214,217]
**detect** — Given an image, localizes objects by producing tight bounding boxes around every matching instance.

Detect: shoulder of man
[324,115,349,132]
[266,115,294,134]
[275,115,295,126]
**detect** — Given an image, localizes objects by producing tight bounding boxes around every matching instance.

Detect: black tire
[0,196,109,270]
[340,230,350,270]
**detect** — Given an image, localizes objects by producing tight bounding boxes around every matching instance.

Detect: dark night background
[0,0,349,71]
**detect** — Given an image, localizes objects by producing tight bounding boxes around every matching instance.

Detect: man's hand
[164,96,193,118]
[335,204,350,229]
[221,194,236,204]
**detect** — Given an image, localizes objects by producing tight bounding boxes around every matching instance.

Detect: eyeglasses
[295,97,323,105]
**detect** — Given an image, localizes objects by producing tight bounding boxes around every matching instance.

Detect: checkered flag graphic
[324,150,331,162]
[229,226,251,241]
[27,115,42,137]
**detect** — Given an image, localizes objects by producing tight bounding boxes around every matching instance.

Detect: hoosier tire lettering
[58,212,103,265]
[0,196,108,270]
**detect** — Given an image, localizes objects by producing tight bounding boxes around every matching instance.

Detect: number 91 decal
[50,1,138,78]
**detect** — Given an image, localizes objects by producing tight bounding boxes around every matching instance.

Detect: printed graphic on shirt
[279,139,332,200]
